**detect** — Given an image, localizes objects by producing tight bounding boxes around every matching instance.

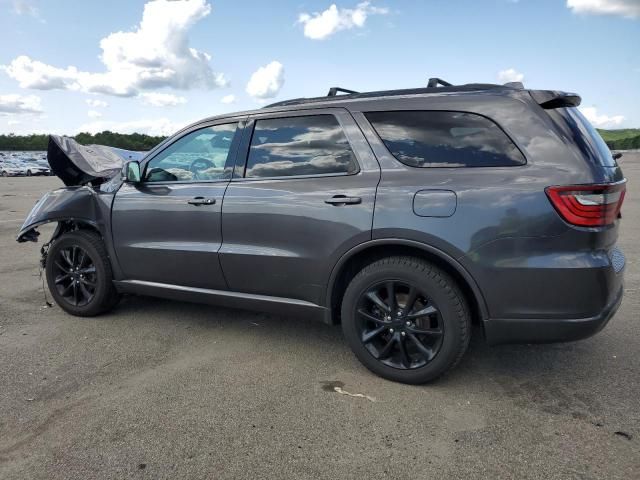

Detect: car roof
[192,81,524,127]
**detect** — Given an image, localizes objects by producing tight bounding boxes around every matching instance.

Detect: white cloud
[12,0,34,15]
[2,56,80,90]
[76,118,183,136]
[87,110,102,119]
[140,92,187,107]
[246,61,284,99]
[580,106,625,128]
[7,119,21,126]
[567,0,640,18]
[2,0,226,97]
[86,99,108,108]
[497,68,525,83]
[298,1,388,40]
[0,93,43,115]
[221,94,236,104]
[12,0,41,19]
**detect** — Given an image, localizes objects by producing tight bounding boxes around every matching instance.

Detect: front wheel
[26,170,32,176]
[341,256,471,384]
[45,230,120,316]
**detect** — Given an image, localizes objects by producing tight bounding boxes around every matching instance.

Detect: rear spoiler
[530,90,581,109]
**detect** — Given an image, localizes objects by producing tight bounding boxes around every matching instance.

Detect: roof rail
[427,77,452,88]
[327,87,359,97]
[263,81,512,109]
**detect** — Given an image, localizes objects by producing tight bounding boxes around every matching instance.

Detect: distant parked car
[1,162,27,177]
[24,162,51,176]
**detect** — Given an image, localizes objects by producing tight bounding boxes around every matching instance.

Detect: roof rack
[427,77,452,88]
[327,87,359,97]
[264,77,519,109]
[329,78,457,97]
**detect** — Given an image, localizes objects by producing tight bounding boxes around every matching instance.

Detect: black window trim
[140,118,246,185]
[363,109,528,168]
[232,108,362,182]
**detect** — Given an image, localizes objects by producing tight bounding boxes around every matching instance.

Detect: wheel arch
[19,217,102,242]
[326,239,488,328]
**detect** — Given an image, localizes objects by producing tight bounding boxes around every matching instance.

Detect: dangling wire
[39,242,53,308]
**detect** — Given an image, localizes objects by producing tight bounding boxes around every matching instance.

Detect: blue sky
[0,0,638,136]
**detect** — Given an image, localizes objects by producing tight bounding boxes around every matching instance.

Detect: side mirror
[612,152,623,160]
[123,161,141,183]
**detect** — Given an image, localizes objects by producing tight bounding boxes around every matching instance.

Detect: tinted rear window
[546,107,617,167]
[365,111,525,168]
[245,115,358,178]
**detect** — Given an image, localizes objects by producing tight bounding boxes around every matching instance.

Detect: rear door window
[244,115,359,178]
[365,111,525,167]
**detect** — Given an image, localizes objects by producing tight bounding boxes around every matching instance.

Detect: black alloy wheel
[341,256,471,384]
[356,280,444,369]
[45,230,120,316]
[51,244,97,307]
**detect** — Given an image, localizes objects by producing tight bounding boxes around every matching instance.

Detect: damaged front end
[16,186,105,243]
[16,135,142,245]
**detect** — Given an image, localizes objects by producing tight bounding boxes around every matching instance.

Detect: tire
[341,256,470,384]
[27,170,32,176]
[1,171,7,177]
[45,230,120,316]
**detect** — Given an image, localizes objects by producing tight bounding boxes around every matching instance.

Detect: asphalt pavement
[0,155,638,479]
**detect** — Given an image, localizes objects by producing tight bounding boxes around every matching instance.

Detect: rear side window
[245,115,358,178]
[365,111,526,167]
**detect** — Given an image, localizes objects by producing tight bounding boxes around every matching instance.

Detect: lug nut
[389,328,394,333]
[406,321,411,326]
[401,332,406,337]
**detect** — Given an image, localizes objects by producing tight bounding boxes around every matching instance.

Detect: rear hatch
[546,106,624,181]
[529,90,624,183]
[542,106,626,228]
[531,93,626,276]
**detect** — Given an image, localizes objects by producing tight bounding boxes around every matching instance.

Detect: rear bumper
[484,284,624,345]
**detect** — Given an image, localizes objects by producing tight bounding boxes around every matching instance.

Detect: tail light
[545,181,626,227]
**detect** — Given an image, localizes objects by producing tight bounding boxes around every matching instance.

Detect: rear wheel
[341,256,470,384]
[26,170,32,176]
[1,171,7,177]
[45,230,120,316]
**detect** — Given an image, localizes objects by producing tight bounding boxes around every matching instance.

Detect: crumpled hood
[48,135,126,186]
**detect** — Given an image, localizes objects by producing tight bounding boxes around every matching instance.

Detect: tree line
[0,131,166,151]
[597,129,640,150]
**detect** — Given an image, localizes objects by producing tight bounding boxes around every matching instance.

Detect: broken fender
[15,186,118,243]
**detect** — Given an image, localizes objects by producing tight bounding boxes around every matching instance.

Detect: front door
[112,120,243,290]
[219,109,380,306]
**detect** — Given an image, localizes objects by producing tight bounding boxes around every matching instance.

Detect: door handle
[324,195,362,206]
[187,197,216,206]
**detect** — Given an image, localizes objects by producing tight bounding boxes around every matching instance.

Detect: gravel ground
[0,155,638,479]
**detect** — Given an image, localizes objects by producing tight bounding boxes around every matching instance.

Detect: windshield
[547,107,617,167]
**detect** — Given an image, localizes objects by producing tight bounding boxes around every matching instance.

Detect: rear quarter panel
[347,92,619,320]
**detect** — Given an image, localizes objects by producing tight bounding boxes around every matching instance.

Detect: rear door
[112,120,243,290]
[219,108,380,305]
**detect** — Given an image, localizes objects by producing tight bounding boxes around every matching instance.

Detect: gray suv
[17,79,626,384]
